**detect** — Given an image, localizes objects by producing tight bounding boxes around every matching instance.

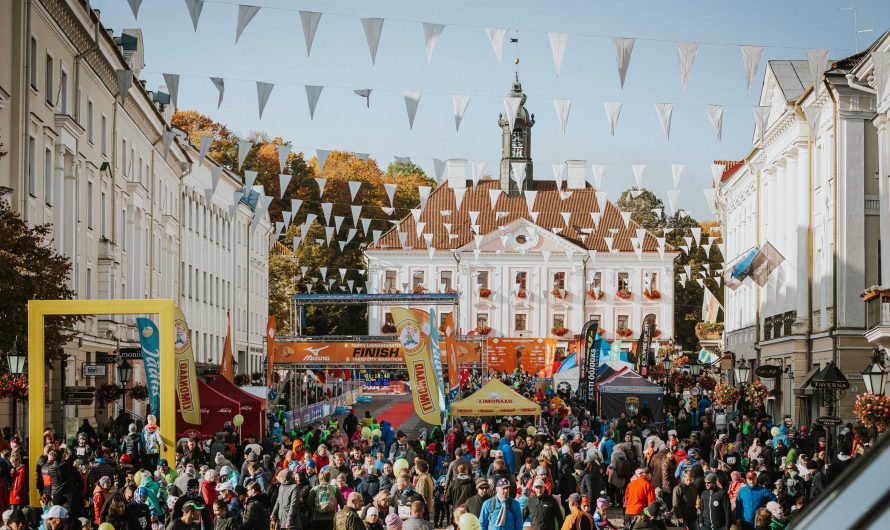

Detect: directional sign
[64,386,95,405]
[83,364,106,377]
[816,415,843,427]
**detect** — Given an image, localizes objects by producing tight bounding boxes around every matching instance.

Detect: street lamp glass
[690,361,702,377]
[662,358,671,371]
[862,360,887,396]
[7,352,26,375]
[117,358,133,384]
[734,360,750,384]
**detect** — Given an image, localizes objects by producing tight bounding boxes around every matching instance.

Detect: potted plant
[234,374,251,386]
[479,287,492,298]
[713,383,740,408]
[475,325,492,335]
[746,379,769,409]
[551,326,569,336]
[616,289,632,300]
[854,393,890,430]
[381,323,397,334]
[695,322,724,340]
[516,288,528,299]
[128,383,150,401]
[615,327,633,338]
[643,289,662,300]
[413,284,427,294]
[587,290,605,300]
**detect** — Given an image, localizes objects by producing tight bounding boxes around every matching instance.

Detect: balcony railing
[866,295,890,329]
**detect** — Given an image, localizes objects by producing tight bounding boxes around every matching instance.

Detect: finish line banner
[274,341,402,364]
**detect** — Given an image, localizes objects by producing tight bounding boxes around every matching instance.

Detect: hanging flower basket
[475,325,492,335]
[516,288,528,299]
[699,375,717,391]
[95,384,123,404]
[479,287,492,298]
[381,323,397,334]
[551,326,569,336]
[0,374,27,399]
[746,379,769,407]
[128,383,149,401]
[413,285,427,294]
[714,382,740,407]
[616,289,633,300]
[587,290,605,300]
[673,354,689,366]
[643,289,662,301]
[671,371,695,392]
[250,371,265,384]
[695,322,724,340]
[234,374,251,386]
[854,393,890,429]
[615,327,634,338]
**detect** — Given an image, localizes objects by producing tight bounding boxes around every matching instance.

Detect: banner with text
[174,307,202,425]
[391,307,443,425]
[135,318,162,422]
[487,337,558,377]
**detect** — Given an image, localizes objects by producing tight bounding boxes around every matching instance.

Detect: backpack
[484,497,514,524]
[314,484,337,514]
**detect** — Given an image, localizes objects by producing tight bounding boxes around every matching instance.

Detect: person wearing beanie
[363,506,384,530]
[464,479,491,518]
[700,473,731,530]
[385,513,403,530]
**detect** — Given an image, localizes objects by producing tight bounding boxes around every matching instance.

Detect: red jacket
[624,476,655,516]
[92,486,109,524]
[202,481,219,522]
[9,465,27,506]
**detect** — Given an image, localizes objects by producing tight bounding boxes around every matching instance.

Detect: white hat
[42,506,69,520]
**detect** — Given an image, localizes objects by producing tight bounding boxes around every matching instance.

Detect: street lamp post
[734,359,750,415]
[116,358,133,417]
[661,356,671,423]
[862,348,888,396]
[7,342,26,436]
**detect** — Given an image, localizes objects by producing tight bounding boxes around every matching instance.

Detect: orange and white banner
[487,337,558,377]
[274,341,402,364]
[391,307,442,425]
[220,314,234,382]
[266,315,276,387]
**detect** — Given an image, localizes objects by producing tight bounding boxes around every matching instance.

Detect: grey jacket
[273,481,303,529]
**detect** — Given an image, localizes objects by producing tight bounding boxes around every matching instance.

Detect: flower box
[861,286,890,302]
[615,327,633,338]
[551,288,567,299]
[475,326,492,335]
[616,289,633,301]
[413,285,427,294]
[444,288,457,294]
[479,288,492,298]
[643,289,662,301]
[695,322,724,340]
[381,323,397,334]
[551,326,569,336]
[587,290,605,300]
[516,288,528,299]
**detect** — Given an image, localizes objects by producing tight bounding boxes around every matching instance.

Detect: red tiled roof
[369,180,671,253]
[716,160,745,183]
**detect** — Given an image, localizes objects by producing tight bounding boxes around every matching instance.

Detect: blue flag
[135,318,162,422]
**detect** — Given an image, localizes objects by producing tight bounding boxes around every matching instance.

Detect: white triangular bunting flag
[666,189,680,214]
[204,187,214,204]
[185,0,204,31]
[874,52,890,102]
[803,105,822,139]
[428,246,436,259]
[552,163,566,190]
[291,199,303,216]
[511,162,527,188]
[417,224,428,240]
[422,22,445,63]
[418,186,431,211]
[256,81,274,119]
[235,4,261,44]
[299,11,322,57]
[710,163,725,186]
[485,28,507,63]
[315,177,327,196]
[806,48,830,91]
[452,95,471,132]
[604,237,614,251]
[372,230,382,245]
[397,232,408,248]
[703,188,718,213]
[452,187,466,210]
[333,216,345,233]
[433,159,446,181]
[244,170,258,190]
[403,91,421,129]
[162,131,175,158]
[361,18,385,65]
[620,211,631,228]
[384,183,397,207]
[553,99,572,134]
[590,212,602,227]
[604,102,622,136]
[547,32,570,76]
[530,212,540,223]
[676,42,699,92]
[488,189,502,209]
[350,205,362,226]
[612,37,636,89]
[560,212,571,226]
[740,45,765,95]
[196,136,212,163]
[503,97,522,131]
[691,226,702,246]
[361,217,371,235]
[320,203,333,225]
[316,149,329,175]
[381,207,394,216]
[524,190,537,213]
[237,139,252,169]
[127,0,143,18]
[348,181,362,201]
[411,208,422,222]
[276,144,291,173]
[591,164,605,189]
[655,103,673,140]
[706,104,724,142]
[210,77,225,108]
[116,69,133,106]
[278,174,291,198]
[282,211,292,226]
[162,73,180,109]
[209,166,223,192]
[305,85,323,119]
[671,164,685,189]
[753,106,770,145]
[596,191,608,213]
[632,164,646,188]
[471,162,486,187]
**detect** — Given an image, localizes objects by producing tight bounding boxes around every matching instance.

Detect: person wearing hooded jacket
[497,436,515,473]
[272,469,302,530]
[446,463,476,509]
[239,482,271,530]
[357,467,382,505]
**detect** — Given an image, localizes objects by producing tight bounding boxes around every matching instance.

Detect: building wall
[0,0,271,434]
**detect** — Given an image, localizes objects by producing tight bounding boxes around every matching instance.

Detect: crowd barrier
[282,382,363,430]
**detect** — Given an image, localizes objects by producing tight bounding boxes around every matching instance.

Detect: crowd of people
[0,369,880,530]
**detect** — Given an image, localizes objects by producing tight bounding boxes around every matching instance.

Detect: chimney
[566,160,587,189]
[446,159,467,189]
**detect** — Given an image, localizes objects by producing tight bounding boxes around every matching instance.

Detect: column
[875,115,890,283]
[794,144,810,328]
[836,113,867,327]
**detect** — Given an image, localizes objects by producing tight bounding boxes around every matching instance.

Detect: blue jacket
[480,496,523,530]
[675,456,699,478]
[498,439,516,472]
[734,485,777,523]
[599,439,616,465]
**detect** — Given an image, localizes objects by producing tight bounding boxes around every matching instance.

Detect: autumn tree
[617,188,723,350]
[0,200,82,364]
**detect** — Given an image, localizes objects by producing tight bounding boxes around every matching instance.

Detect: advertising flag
[428,308,447,419]
[266,315,277,387]
[174,307,201,425]
[390,307,442,425]
[220,313,234,382]
[135,318,162,422]
[443,313,460,403]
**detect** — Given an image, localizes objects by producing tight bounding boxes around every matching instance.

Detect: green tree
[0,200,82,364]
[616,188,724,350]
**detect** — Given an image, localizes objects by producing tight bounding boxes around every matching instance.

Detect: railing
[281,381,363,430]
[866,295,890,329]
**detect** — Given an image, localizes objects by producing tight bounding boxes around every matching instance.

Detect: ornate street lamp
[689,359,703,377]
[734,359,751,386]
[862,348,888,396]
[6,339,25,435]
[117,357,133,414]
[662,357,672,372]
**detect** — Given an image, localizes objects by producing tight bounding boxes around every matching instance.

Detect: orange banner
[274,341,403,364]
[220,314,234,382]
[487,337,558,376]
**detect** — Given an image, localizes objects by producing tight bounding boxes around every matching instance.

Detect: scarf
[494,497,508,527]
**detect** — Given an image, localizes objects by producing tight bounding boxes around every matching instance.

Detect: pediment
[457,218,587,255]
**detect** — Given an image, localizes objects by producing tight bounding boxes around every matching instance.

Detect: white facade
[0,0,271,429]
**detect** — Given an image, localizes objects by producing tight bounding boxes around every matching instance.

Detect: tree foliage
[0,200,81,365]
[616,188,724,351]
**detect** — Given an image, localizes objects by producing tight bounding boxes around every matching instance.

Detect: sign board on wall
[486,337,557,376]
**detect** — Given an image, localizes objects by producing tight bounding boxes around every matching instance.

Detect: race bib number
[398,505,410,518]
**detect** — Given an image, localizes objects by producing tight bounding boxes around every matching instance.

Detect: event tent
[209,375,266,437]
[176,381,241,439]
[596,367,664,421]
[451,378,542,416]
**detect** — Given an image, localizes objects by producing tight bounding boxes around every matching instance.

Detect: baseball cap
[216,482,233,492]
[476,478,490,488]
[745,471,757,480]
[182,502,204,513]
[42,506,69,520]
[98,476,112,487]
[158,459,168,466]
[532,479,545,488]
[496,478,510,488]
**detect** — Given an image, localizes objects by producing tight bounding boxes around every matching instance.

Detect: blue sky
[96,0,889,219]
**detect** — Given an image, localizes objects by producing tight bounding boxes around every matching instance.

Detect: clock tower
[499,73,535,196]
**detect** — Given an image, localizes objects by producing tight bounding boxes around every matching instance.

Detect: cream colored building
[0,0,271,432]
[717,40,887,424]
